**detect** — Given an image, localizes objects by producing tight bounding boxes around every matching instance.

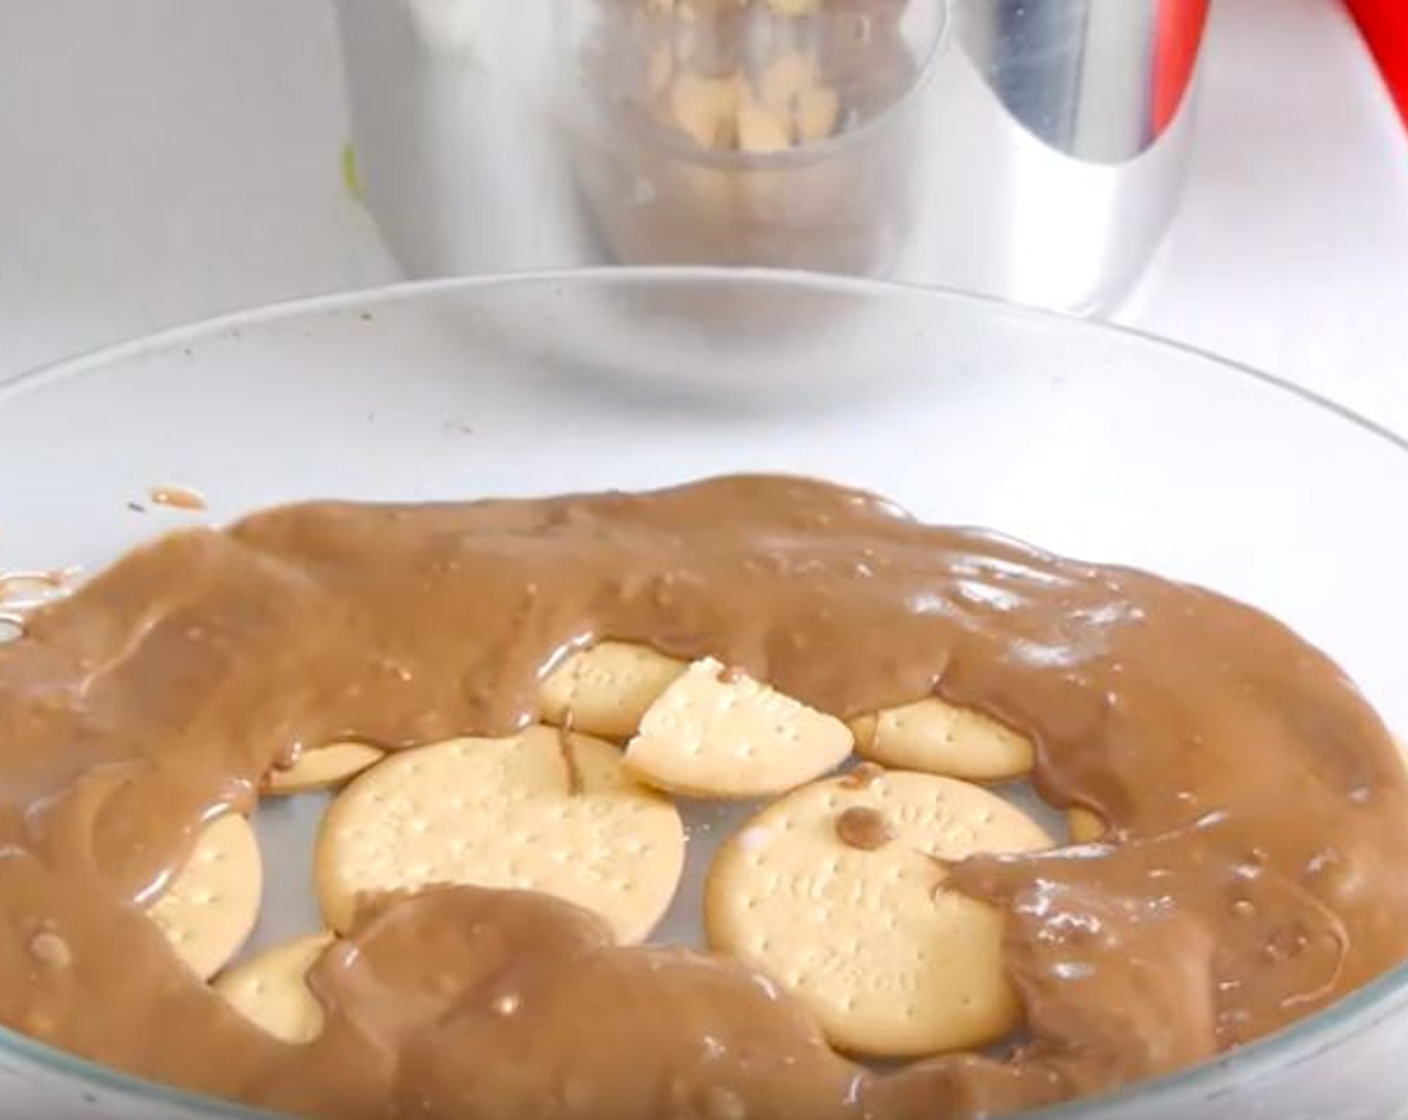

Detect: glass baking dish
[0,270,1404,1118]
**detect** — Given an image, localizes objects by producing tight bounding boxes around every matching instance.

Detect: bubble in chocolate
[29,933,72,969]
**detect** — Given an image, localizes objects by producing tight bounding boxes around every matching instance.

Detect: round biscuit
[849,698,1034,783]
[264,742,385,795]
[538,641,687,741]
[625,657,853,799]
[315,729,685,943]
[215,932,334,1044]
[147,813,263,981]
[706,771,1051,1058]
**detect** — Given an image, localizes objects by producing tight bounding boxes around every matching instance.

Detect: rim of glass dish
[1,267,1405,1120]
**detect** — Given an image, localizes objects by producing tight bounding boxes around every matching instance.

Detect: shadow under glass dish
[0,270,1403,1119]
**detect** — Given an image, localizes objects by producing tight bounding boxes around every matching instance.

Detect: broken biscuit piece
[849,697,1034,783]
[625,657,853,798]
[539,641,688,740]
[1066,807,1107,844]
[215,932,335,1044]
[148,813,263,981]
[264,743,385,796]
[670,71,743,149]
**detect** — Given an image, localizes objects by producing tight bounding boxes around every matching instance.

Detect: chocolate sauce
[558,718,585,797]
[147,486,208,512]
[836,806,893,850]
[0,475,1404,1118]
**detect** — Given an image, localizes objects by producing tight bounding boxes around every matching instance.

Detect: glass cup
[563,0,947,277]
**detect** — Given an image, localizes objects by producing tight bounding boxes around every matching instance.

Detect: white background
[2,0,1406,434]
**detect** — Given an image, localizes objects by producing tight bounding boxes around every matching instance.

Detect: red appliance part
[1347,0,1408,126]
[1153,0,1210,134]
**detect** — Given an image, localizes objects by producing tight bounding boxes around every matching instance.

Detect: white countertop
[1,0,1406,435]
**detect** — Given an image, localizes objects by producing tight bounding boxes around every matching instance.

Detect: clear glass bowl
[0,270,1404,1118]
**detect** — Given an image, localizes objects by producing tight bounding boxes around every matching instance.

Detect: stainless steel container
[336,0,1209,311]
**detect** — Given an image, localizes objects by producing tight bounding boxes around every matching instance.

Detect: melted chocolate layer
[1,475,1404,1118]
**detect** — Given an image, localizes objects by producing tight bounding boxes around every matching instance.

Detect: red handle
[1152,0,1210,134]
[1347,0,1408,126]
